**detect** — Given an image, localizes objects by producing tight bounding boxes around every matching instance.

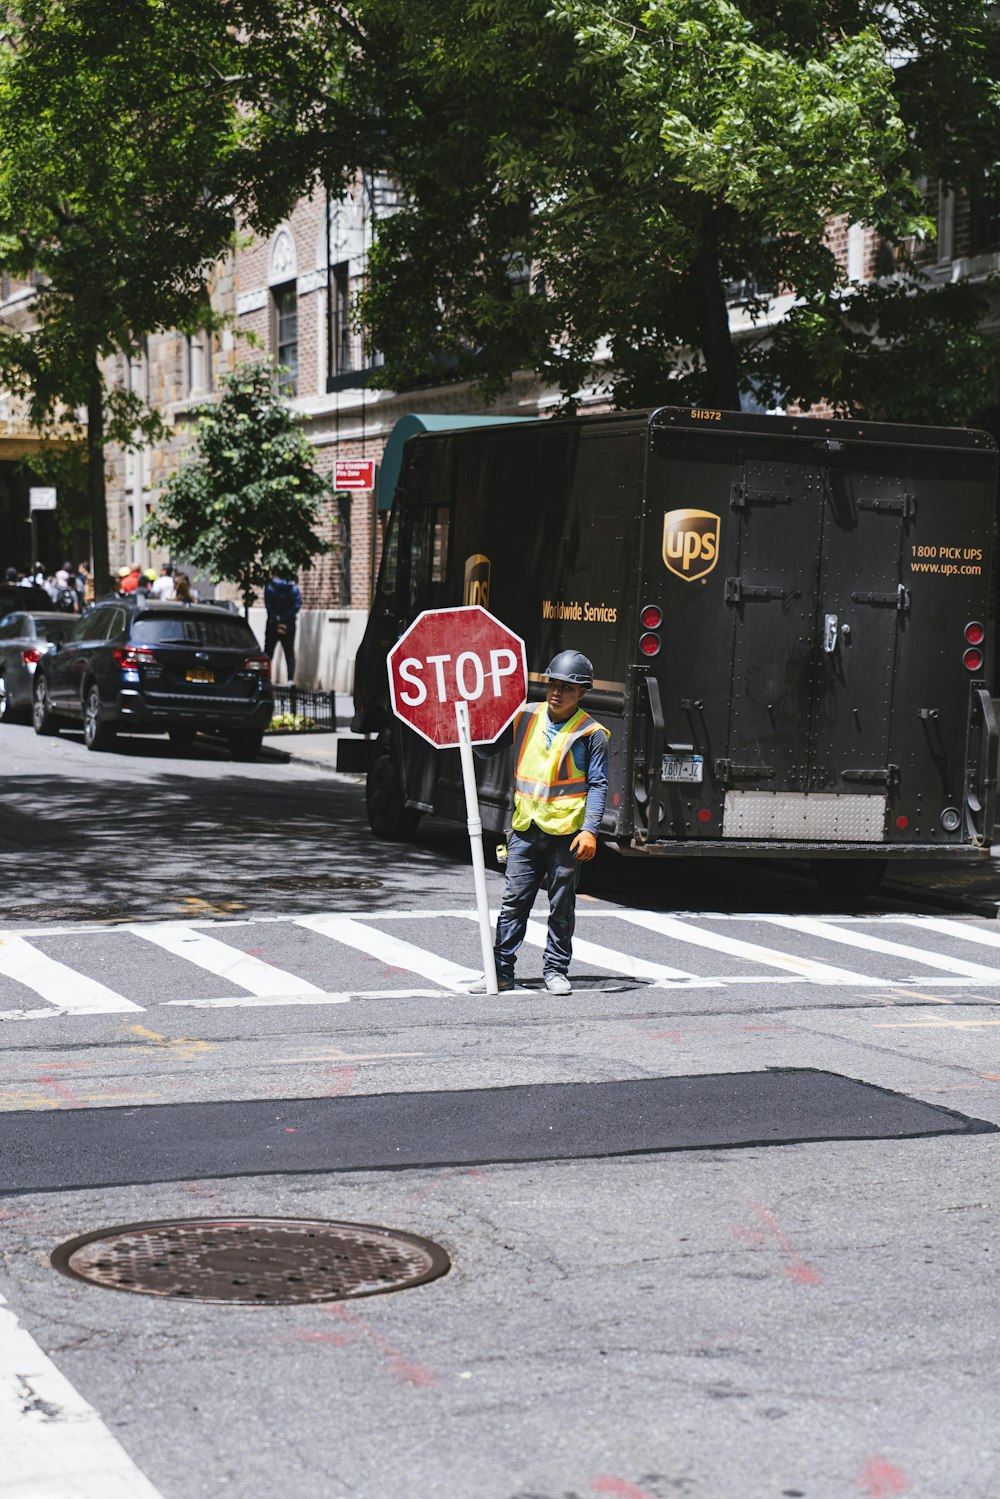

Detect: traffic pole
[455,698,499,995]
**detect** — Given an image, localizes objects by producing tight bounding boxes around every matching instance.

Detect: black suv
[32,600,273,758]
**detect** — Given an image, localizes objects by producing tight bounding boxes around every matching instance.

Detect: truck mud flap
[965,687,998,845]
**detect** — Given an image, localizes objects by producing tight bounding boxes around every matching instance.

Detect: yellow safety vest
[511,704,609,837]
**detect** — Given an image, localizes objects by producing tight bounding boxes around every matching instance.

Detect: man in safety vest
[472,649,609,995]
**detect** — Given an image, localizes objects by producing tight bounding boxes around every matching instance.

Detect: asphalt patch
[1,1069,995,1195]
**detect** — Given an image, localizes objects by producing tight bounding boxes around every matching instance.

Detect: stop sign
[388,606,527,748]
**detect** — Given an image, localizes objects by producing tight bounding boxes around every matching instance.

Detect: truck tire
[366,748,421,840]
[810,858,886,900]
[32,675,60,736]
[228,729,263,762]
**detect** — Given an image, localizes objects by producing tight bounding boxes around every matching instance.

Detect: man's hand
[570,830,597,862]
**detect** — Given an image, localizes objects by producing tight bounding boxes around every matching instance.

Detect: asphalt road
[1,719,998,1499]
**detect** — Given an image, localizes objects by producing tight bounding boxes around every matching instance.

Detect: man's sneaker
[544,972,572,995]
[469,975,515,993]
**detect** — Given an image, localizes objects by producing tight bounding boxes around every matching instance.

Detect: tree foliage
[0,0,346,590]
[140,361,335,615]
[330,0,1000,422]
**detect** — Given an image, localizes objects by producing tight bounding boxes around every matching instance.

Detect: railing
[269,686,338,733]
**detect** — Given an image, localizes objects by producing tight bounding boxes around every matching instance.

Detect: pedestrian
[173,572,197,603]
[149,563,175,600]
[471,650,609,995]
[118,562,142,594]
[264,565,301,685]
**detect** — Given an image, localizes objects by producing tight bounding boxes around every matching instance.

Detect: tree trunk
[691,208,741,412]
[86,362,110,598]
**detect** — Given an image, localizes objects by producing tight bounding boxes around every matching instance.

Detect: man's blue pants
[494,825,581,981]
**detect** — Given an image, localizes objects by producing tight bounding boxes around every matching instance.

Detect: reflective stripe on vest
[511,705,607,836]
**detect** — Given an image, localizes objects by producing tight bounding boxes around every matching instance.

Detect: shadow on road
[2,727,995,922]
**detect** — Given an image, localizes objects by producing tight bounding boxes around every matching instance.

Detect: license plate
[185,669,215,683]
[662,753,703,784]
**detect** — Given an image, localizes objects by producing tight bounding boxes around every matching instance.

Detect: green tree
[332,0,1000,422]
[0,0,345,593]
[140,361,335,616]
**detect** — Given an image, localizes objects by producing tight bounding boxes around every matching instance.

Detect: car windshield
[33,618,77,644]
[131,614,258,649]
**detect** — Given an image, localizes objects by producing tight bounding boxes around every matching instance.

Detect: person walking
[472,650,609,995]
[264,566,302,685]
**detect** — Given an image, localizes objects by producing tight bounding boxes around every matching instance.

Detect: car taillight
[639,632,660,657]
[112,647,156,668]
[965,620,985,646]
[243,655,271,676]
[640,603,662,630]
[20,648,42,666]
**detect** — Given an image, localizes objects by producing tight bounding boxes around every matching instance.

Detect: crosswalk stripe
[295,914,480,989]
[0,1293,165,1498]
[0,933,142,1014]
[757,915,1000,980]
[519,918,716,985]
[613,911,884,984]
[891,915,1000,952]
[127,923,324,997]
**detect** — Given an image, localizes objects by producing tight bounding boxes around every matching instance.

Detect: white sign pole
[455,698,499,995]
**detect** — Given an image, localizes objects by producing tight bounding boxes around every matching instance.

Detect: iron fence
[270,686,338,733]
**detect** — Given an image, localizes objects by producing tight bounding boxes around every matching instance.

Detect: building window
[969,192,1000,255]
[273,282,298,396]
[188,330,213,396]
[333,263,352,376]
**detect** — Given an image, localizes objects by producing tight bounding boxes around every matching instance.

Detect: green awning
[376,413,536,511]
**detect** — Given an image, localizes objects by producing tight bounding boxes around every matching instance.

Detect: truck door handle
[823,614,838,653]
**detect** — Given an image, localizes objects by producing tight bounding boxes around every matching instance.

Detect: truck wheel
[366,748,421,840]
[228,729,263,762]
[32,676,60,736]
[83,684,117,751]
[811,858,886,900]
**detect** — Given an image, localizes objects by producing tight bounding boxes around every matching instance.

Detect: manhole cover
[51,1217,449,1304]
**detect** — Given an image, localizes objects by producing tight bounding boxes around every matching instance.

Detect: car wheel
[366,747,421,840]
[228,729,263,762]
[83,684,116,751]
[169,726,197,750]
[32,675,60,735]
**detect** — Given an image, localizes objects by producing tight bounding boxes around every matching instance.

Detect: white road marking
[295,914,480,989]
[0,933,142,1014]
[892,915,1000,952]
[162,988,450,1009]
[0,1292,165,1498]
[757,915,1000,981]
[519,917,718,986]
[613,911,884,984]
[127,923,324,997]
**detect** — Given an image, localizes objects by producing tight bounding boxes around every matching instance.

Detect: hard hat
[544,650,593,686]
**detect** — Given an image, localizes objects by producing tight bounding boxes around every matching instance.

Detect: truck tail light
[963,646,984,672]
[242,654,271,676]
[640,603,662,630]
[965,620,985,645]
[20,648,42,666]
[639,632,660,657]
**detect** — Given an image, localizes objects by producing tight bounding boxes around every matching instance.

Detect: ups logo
[663,509,720,582]
[464,552,491,607]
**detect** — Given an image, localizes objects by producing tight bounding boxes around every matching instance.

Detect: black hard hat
[544,650,593,686]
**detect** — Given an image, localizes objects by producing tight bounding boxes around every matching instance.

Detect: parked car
[0,610,80,722]
[31,600,273,758]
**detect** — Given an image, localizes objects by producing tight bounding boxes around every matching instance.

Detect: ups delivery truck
[351,406,998,892]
